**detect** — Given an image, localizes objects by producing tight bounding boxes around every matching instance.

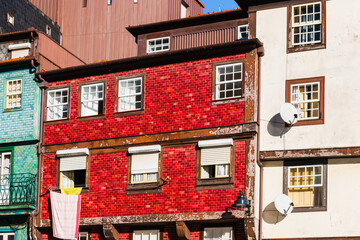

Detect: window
[181,1,189,18]
[284,160,327,211]
[128,145,160,184]
[196,139,234,190]
[47,88,69,121]
[80,83,104,117]
[46,25,52,36]
[286,77,324,125]
[108,0,112,5]
[82,0,87,7]
[56,148,89,189]
[7,13,14,26]
[0,233,15,240]
[78,232,88,240]
[204,227,232,240]
[288,1,325,52]
[134,230,160,240]
[6,79,22,109]
[117,76,143,112]
[215,62,243,100]
[147,37,170,54]
[238,24,249,40]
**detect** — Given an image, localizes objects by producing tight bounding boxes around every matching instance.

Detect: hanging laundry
[50,191,81,239]
[61,187,83,195]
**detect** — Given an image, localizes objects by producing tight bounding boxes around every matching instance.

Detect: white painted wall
[258,0,360,151]
[262,159,360,238]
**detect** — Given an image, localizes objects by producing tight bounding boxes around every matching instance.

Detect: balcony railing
[0,174,36,206]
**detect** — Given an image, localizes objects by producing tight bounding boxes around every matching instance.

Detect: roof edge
[36,39,263,82]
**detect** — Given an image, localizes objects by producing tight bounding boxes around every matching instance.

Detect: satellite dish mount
[280,103,299,126]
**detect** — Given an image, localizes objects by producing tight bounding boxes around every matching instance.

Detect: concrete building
[236,0,360,239]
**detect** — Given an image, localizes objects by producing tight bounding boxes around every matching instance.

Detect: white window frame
[81,83,104,117]
[181,2,188,18]
[118,77,143,112]
[204,227,233,240]
[6,79,22,109]
[47,88,69,121]
[7,13,14,26]
[290,81,320,120]
[133,230,160,240]
[78,232,89,240]
[215,62,243,100]
[0,233,15,240]
[288,164,323,188]
[292,2,322,46]
[147,37,170,54]
[238,24,249,40]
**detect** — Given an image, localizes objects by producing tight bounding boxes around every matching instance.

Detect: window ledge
[3,107,22,113]
[77,114,106,122]
[287,43,326,54]
[196,177,234,191]
[114,109,144,118]
[292,118,324,126]
[44,119,70,125]
[127,182,162,195]
[211,97,244,105]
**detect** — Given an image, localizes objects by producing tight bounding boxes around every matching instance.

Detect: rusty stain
[209,126,243,135]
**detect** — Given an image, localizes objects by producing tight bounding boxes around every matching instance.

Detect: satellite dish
[274,194,294,215]
[280,103,298,125]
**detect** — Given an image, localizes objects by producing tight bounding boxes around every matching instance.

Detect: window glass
[47,88,69,121]
[204,227,232,240]
[134,230,159,240]
[118,77,142,112]
[6,79,22,109]
[81,83,104,117]
[215,63,243,100]
[200,146,231,179]
[147,37,170,54]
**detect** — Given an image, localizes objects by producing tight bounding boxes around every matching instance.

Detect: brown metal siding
[173,26,237,50]
[169,0,203,19]
[30,0,203,63]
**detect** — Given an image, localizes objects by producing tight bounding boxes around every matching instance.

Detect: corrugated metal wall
[173,26,237,50]
[29,0,204,63]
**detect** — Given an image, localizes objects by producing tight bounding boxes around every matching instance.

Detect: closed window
[118,77,143,112]
[81,83,104,117]
[134,230,160,240]
[284,160,327,211]
[47,88,69,121]
[6,79,22,109]
[238,24,249,40]
[57,148,89,189]
[215,63,243,100]
[78,232,88,240]
[292,2,321,46]
[286,77,324,125]
[147,37,170,54]
[7,13,14,26]
[0,233,15,240]
[128,145,161,184]
[204,227,232,240]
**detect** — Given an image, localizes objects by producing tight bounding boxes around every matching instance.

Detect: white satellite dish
[274,194,294,215]
[280,103,298,125]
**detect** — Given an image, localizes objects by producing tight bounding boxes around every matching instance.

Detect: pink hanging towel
[50,191,81,239]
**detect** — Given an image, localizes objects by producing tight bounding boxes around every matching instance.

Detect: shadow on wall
[267,113,290,137]
[263,202,286,224]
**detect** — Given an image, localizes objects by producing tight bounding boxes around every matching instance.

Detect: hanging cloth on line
[61,187,83,195]
[50,191,82,239]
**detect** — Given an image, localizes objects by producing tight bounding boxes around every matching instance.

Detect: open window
[47,87,69,121]
[80,82,105,118]
[204,227,233,240]
[56,148,90,190]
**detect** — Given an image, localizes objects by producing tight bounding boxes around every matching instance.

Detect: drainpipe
[29,74,47,240]
[256,47,264,240]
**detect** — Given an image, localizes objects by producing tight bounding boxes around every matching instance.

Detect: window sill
[77,114,106,122]
[114,109,144,118]
[196,177,234,191]
[292,206,326,213]
[127,182,162,195]
[211,97,244,105]
[292,118,324,126]
[3,107,22,113]
[44,119,70,125]
[287,43,326,54]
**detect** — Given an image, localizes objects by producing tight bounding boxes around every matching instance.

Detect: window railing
[0,173,36,206]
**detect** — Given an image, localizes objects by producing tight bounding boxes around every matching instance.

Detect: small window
[284,160,327,211]
[134,230,160,240]
[215,62,243,100]
[286,77,324,125]
[78,232,89,240]
[0,233,15,240]
[181,1,189,18]
[81,83,105,117]
[82,0,87,7]
[238,24,249,40]
[7,13,14,26]
[46,25,52,36]
[128,145,161,184]
[204,227,233,240]
[118,76,143,112]
[47,88,69,121]
[6,79,22,109]
[57,148,89,189]
[108,0,112,5]
[147,37,170,54]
